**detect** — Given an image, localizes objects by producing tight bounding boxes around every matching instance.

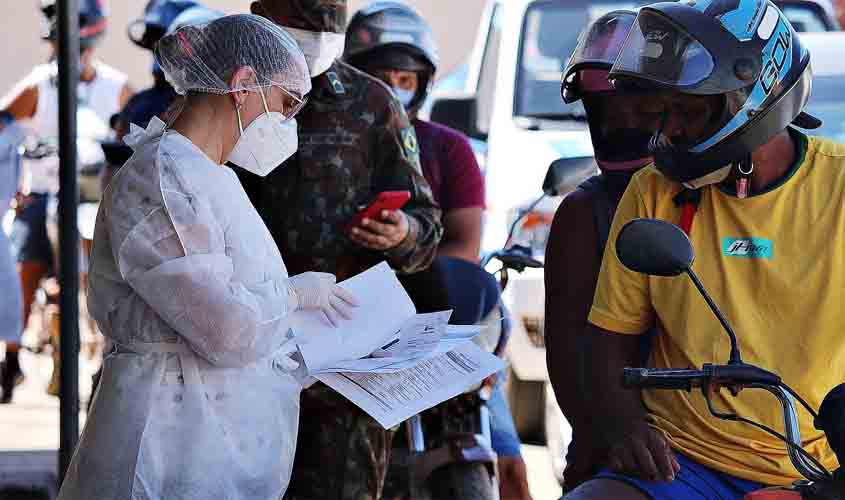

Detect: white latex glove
[271,341,301,372]
[287,272,359,327]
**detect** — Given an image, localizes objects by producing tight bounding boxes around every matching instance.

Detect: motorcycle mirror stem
[683,268,743,365]
[505,156,597,248]
[504,193,545,247]
[615,218,743,365]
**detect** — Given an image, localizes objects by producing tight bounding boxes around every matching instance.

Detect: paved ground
[0,349,563,499]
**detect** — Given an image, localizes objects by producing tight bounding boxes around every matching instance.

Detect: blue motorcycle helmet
[608,0,821,187]
[128,0,201,51]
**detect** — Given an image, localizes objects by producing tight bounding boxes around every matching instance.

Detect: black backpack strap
[577,175,615,256]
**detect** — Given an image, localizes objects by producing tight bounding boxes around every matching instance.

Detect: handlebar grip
[622,368,706,391]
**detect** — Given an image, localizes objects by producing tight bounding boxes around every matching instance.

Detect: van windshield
[515,1,636,120]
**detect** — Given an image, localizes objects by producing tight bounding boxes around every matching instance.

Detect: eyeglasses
[273,84,308,121]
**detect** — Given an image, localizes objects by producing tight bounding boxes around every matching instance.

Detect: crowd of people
[0,0,844,499]
[1,1,529,499]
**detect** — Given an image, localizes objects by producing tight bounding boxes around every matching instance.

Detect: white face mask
[228,88,298,177]
[392,87,415,109]
[285,27,346,77]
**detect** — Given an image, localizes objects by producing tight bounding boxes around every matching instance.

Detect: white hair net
[154,14,310,98]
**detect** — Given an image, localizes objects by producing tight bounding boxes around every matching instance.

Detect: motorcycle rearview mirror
[616,218,693,277]
[542,156,597,197]
[616,218,743,365]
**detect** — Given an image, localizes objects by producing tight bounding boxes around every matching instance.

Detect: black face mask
[596,128,654,163]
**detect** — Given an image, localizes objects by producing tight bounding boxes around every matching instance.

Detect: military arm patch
[401,127,419,158]
[326,71,346,95]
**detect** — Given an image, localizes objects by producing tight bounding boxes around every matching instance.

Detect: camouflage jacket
[237,60,442,279]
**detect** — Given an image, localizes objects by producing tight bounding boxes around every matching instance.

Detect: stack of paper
[291,263,506,429]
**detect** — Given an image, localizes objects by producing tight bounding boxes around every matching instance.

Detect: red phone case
[346,191,411,233]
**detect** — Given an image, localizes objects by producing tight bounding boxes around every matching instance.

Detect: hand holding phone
[345,190,411,233]
[347,190,412,251]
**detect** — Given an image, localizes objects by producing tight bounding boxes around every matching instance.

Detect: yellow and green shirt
[588,131,845,485]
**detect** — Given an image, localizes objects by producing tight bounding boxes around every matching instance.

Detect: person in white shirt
[0,0,132,403]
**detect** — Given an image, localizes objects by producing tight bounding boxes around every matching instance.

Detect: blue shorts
[596,452,766,500]
[9,193,53,268]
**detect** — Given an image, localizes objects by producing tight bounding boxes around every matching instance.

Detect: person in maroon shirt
[345,4,533,500]
[412,119,485,260]
[345,3,483,264]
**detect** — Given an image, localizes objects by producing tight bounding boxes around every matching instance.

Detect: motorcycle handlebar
[623,365,831,482]
[622,368,708,391]
[623,364,782,391]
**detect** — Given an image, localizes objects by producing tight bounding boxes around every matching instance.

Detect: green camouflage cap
[257,0,347,33]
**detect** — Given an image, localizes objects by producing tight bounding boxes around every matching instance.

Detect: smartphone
[346,190,411,233]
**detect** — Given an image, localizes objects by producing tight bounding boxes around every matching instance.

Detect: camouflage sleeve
[372,94,442,274]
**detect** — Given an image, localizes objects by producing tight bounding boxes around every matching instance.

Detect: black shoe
[1,351,21,404]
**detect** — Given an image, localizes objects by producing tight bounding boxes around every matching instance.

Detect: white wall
[0,0,485,95]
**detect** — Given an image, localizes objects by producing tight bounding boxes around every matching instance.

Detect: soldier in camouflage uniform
[238,2,443,499]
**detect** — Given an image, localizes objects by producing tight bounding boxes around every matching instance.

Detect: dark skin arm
[585,324,679,482]
[438,207,482,262]
[546,188,678,484]
[1,84,38,122]
[118,83,134,110]
[545,189,600,426]
[544,189,607,488]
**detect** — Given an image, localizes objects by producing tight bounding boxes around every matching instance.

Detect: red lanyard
[674,189,701,236]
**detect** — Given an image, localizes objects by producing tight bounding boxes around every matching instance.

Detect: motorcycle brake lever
[702,383,744,421]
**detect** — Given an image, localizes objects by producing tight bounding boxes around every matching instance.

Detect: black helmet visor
[611,10,715,88]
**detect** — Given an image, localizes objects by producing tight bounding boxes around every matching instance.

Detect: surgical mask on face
[392,87,415,108]
[285,27,345,77]
[228,88,298,177]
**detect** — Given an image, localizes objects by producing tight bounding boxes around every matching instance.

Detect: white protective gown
[58,118,303,500]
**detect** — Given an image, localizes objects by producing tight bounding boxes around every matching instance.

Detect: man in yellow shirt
[565,1,845,499]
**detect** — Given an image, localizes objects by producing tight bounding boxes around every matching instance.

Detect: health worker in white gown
[57,14,357,500]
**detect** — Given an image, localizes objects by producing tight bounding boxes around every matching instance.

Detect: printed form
[290,262,506,428]
[316,342,504,429]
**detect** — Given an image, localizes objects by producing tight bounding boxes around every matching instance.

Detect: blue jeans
[488,375,522,457]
